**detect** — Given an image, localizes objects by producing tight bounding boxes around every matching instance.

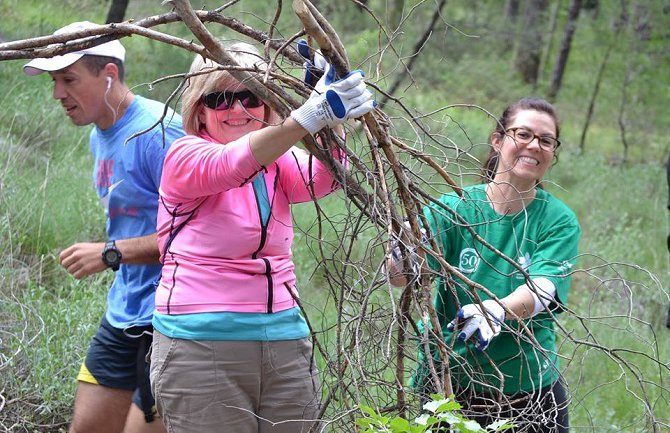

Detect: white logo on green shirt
[518,252,531,270]
[459,248,480,274]
[515,252,532,280]
[541,358,551,372]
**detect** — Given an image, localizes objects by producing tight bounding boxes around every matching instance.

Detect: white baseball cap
[23,21,125,76]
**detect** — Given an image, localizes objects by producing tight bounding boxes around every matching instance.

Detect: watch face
[103,250,120,263]
[102,243,121,269]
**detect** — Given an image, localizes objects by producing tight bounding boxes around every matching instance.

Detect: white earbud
[106,76,112,90]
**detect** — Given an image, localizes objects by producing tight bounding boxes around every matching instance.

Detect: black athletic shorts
[78,316,156,421]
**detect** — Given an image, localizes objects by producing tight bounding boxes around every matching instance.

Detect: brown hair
[481,98,560,183]
[180,41,280,136]
[80,55,125,82]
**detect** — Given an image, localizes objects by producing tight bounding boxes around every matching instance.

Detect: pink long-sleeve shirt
[155,131,345,315]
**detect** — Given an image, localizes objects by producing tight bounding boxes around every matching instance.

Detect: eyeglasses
[506,127,561,151]
[201,90,264,111]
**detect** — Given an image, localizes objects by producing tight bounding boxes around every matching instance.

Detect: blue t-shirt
[90,95,184,329]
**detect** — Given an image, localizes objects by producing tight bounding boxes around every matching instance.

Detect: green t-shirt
[418,184,581,394]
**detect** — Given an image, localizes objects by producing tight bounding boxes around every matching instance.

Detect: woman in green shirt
[391,98,580,433]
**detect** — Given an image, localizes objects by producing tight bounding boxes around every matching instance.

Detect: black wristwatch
[102,240,122,271]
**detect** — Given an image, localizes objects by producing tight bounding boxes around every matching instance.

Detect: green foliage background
[1,0,669,432]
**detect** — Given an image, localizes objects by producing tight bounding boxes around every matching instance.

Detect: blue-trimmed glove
[390,221,428,279]
[297,39,329,87]
[290,67,375,135]
[291,39,376,135]
[447,299,505,351]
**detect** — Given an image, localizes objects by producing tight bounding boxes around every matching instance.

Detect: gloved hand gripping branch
[389,221,427,282]
[297,39,328,87]
[447,299,506,351]
[290,40,376,135]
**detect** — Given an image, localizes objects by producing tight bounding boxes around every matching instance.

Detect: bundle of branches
[2,1,669,432]
[168,0,463,424]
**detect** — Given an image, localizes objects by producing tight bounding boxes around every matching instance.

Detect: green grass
[562,310,670,432]
[3,275,108,413]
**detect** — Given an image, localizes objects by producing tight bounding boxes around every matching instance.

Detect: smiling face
[491,109,558,190]
[197,86,266,144]
[49,60,111,128]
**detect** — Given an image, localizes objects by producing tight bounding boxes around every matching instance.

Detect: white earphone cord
[103,77,118,125]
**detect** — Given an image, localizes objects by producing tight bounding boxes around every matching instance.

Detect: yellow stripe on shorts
[77,361,99,384]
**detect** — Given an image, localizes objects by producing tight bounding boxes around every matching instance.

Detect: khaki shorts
[150,330,321,433]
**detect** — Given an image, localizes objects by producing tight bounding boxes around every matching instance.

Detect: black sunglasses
[201,90,264,111]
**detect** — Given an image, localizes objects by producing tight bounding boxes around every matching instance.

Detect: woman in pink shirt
[149,42,375,432]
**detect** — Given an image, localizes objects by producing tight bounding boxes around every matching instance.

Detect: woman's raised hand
[291,41,376,135]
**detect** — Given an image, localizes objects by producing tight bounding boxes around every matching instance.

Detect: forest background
[0,0,669,432]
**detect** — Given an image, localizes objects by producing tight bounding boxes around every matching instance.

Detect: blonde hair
[181,41,279,135]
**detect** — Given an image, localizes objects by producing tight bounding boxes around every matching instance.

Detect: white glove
[390,220,427,278]
[297,39,329,87]
[290,64,375,135]
[447,299,506,351]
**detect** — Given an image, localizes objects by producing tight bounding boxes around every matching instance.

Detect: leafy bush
[357,395,513,433]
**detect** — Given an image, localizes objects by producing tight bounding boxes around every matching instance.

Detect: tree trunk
[105,0,130,24]
[536,0,563,90]
[583,0,600,19]
[618,1,647,162]
[514,0,549,84]
[579,40,613,153]
[618,65,632,163]
[547,0,582,100]
[388,0,405,30]
[505,0,521,20]
[379,0,448,107]
[579,2,628,152]
[632,2,650,41]
[579,0,628,152]
[501,0,521,52]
